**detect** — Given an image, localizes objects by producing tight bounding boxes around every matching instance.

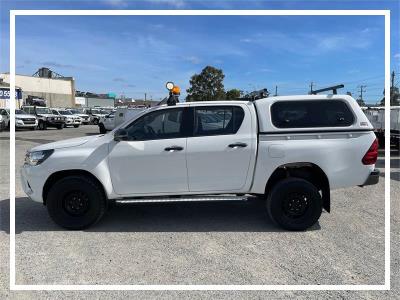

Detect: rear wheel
[46,175,106,230]
[266,178,322,231]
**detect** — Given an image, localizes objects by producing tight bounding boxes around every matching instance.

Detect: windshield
[15,110,24,114]
[36,107,52,114]
[59,110,72,115]
[70,109,81,114]
[91,109,101,114]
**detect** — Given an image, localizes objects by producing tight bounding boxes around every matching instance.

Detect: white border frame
[9,9,391,291]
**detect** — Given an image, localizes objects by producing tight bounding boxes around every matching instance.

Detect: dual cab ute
[22,106,65,130]
[21,95,379,230]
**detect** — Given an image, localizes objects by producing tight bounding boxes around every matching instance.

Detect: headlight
[24,149,54,166]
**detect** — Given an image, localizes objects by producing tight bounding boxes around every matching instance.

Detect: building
[0,68,75,108]
[75,91,115,107]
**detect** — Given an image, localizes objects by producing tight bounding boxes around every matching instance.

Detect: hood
[38,114,59,118]
[31,135,102,151]
[15,114,36,119]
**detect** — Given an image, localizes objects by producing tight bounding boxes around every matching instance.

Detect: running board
[115,195,249,204]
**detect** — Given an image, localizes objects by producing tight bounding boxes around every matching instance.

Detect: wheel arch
[265,162,331,213]
[42,169,107,205]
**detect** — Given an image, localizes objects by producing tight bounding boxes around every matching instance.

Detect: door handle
[164,146,184,152]
[228,142,247,148]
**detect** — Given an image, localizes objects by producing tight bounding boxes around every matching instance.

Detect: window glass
[126,108,183,140]
[194,106,244,136]
[271,100,354,128]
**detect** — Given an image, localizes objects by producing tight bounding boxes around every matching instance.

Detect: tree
[380,87,400,106]
[225,89,242,100]
[186,66,226,102]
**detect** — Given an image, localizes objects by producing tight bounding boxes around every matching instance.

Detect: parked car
[362,106,400,149]
[98,107,144,133]
[51,108,81,128]
[83,108,109,125]
[0,111,6,131]
[0,108,38,130]
[66,108,90,125]
[98,112,115,134]
[21,106,65,130]
[21,95,379,230]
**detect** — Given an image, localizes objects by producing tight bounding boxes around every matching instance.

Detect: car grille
[22,118,36,124]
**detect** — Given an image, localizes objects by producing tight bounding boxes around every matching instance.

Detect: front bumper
[16,121,38,128]
[361,169,380,186]
[20,165,46,203]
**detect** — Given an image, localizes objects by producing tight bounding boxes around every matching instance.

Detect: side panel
[250,131,376,194]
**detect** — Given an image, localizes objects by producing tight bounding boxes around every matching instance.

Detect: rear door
[186,104,256,192]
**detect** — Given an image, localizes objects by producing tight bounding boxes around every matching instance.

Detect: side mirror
[114,128,128,141]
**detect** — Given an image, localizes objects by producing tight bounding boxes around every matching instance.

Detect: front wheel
[266,178,322,231]
[99,123,106,134]
[57,124,63,130]
[46,175,106,229]
[73,124,79,128]
[38,121,47,130]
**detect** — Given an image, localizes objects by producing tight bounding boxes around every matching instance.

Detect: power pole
[309,82,314,94]
[144,93,147,106]
[391,70,395,88]
[274,85,278,96]
[358,85,367,100]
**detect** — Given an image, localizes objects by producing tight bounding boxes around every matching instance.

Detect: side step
[115,195,249,204]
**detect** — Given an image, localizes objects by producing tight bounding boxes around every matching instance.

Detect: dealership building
[0,68,75,108]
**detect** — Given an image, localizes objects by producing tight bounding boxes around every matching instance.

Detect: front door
[186,105,255,192]
[108,107,188,195]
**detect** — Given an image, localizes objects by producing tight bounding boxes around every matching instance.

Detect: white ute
[21,95,380,230]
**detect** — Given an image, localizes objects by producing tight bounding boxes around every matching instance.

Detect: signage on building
[0,88,22,100]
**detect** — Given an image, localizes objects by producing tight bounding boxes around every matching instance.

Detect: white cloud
[182,56,201,64]
[148,0,185,8]
[103,0,128,8]
[240,38,253,43]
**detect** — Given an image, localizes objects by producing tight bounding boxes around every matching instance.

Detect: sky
[1,0,399,104]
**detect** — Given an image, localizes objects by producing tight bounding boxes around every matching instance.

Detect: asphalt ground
[0,125,399,299]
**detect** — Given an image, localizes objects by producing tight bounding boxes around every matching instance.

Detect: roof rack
[310,84,344,95]
[240,88,270,101]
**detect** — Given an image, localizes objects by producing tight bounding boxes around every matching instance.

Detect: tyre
[46,175,106,230]
[38,121,47,130]
[73,124,79,128]
[266,178,322,231]
[57,124,63,130]
[99,123,106,134]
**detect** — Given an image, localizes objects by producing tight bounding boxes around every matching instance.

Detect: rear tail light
[362,138,379,165]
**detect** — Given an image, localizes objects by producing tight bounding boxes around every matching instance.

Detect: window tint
[194,106,245,136]
[271,100,354,128]
[126,108,183,141]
